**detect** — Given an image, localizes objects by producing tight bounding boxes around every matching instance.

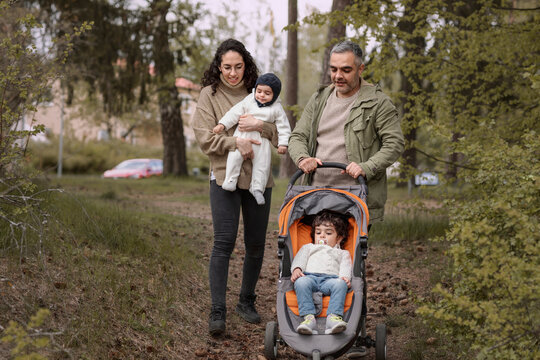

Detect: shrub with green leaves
[0,1,90,251]
[418,130,540,359]
[1,308,51,360]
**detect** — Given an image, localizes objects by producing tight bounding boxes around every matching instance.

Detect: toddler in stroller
[292,211,351,335]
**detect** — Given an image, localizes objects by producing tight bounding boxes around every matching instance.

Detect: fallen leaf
[399,299,409,306]
[54,282,67,289]
[194,348,207,357]
[366,269,374,277]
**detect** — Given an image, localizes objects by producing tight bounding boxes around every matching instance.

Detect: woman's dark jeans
[209,180,272,309]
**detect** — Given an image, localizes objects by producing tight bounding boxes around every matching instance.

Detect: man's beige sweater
[192,77,277,189]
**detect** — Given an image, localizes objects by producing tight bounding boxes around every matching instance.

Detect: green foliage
[417,130,540,359]
[1,308,51,359]
[303,1,540,358]
[0,0,89,253]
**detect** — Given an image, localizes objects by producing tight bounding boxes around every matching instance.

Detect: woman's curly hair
[311,211,350,248]
[201,38,259,95]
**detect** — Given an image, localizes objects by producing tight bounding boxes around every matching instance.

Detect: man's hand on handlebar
[343,162,366,179]
[298,157,323,173]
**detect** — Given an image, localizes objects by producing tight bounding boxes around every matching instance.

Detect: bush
[417,130,540,359]
[28,138,163,174]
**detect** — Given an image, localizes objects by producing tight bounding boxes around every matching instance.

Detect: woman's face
[219,50,245,86]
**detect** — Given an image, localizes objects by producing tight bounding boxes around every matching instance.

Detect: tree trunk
[396,0,424,187]
[279,0,298,178]
[159,85,186,176]
[319,0,351,86]
[152,0,187,176]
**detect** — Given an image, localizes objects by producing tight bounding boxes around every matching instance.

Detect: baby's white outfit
[219,91,291,204]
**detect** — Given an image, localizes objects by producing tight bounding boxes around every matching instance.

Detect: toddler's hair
[311,211,349,247]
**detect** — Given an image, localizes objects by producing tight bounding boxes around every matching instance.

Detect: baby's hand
[213,124,225,134]
[277,145,288,154]
[291,268,304,282]
[340,276,351,288]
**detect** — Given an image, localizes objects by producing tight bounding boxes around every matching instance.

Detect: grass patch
[1,175,211,358]
[369,212,448,245]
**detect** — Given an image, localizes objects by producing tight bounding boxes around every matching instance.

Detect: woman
[192,39,278,336]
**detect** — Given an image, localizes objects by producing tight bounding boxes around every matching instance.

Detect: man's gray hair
[330,40,364,66]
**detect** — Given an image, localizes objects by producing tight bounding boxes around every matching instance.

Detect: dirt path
[155,197,436,360]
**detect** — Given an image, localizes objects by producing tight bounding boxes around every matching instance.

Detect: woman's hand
[238,114,263,132]
[291,267,304,282]
[236,137,261,160]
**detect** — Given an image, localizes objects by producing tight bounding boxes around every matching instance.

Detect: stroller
[264,163,387,360]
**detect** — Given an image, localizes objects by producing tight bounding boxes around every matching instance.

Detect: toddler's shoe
[325,314,347,334]
[296,314,317,335]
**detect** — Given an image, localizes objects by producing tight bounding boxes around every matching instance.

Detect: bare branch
[494,6,540,11]
[413,147,478,170]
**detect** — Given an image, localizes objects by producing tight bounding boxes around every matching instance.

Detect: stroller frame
[264,163,387,360]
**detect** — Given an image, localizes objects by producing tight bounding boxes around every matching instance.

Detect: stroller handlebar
[289,162,367,187]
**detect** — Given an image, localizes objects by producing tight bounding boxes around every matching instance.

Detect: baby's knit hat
[254,73,281,107]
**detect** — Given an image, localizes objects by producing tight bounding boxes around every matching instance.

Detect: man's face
[330,51,364,98]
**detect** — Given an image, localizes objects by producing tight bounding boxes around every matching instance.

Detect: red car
[102,158,163,179]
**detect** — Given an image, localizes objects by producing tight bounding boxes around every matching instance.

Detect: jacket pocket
[352,110,377,149]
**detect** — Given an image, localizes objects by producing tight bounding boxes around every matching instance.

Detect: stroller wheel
[264,321,278,359]
[311,350,321,360]
[375,323,387,360]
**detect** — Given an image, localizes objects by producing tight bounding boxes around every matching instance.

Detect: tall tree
[395,0,427,186]
[26,0,205,176]
[319,0,351,86]
[279,0,298,177]
[150,0,188,175]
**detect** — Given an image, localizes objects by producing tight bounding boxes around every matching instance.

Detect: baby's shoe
[221,179,236,191]
[296,314,317,335]
[325,314,347,334]
[252,191,265,205]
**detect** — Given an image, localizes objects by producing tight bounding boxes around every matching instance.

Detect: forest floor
[0,177,454,360]
[150,189,452,360]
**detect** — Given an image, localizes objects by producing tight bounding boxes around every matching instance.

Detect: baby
[213,73,290,205]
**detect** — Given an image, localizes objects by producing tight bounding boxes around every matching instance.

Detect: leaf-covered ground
[0,178,452,359]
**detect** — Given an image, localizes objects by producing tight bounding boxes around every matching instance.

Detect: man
[288,40,404,358]
[288,40,404,224]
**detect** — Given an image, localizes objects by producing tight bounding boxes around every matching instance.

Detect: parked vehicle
[102,159,163,179]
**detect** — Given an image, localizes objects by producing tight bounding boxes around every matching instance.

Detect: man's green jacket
[288,82,404,222]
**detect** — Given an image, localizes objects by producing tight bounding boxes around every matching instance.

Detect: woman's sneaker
[297,314,318,335]
[325,314,347,334]
[208,307,226,336]
[235,294,261,323]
